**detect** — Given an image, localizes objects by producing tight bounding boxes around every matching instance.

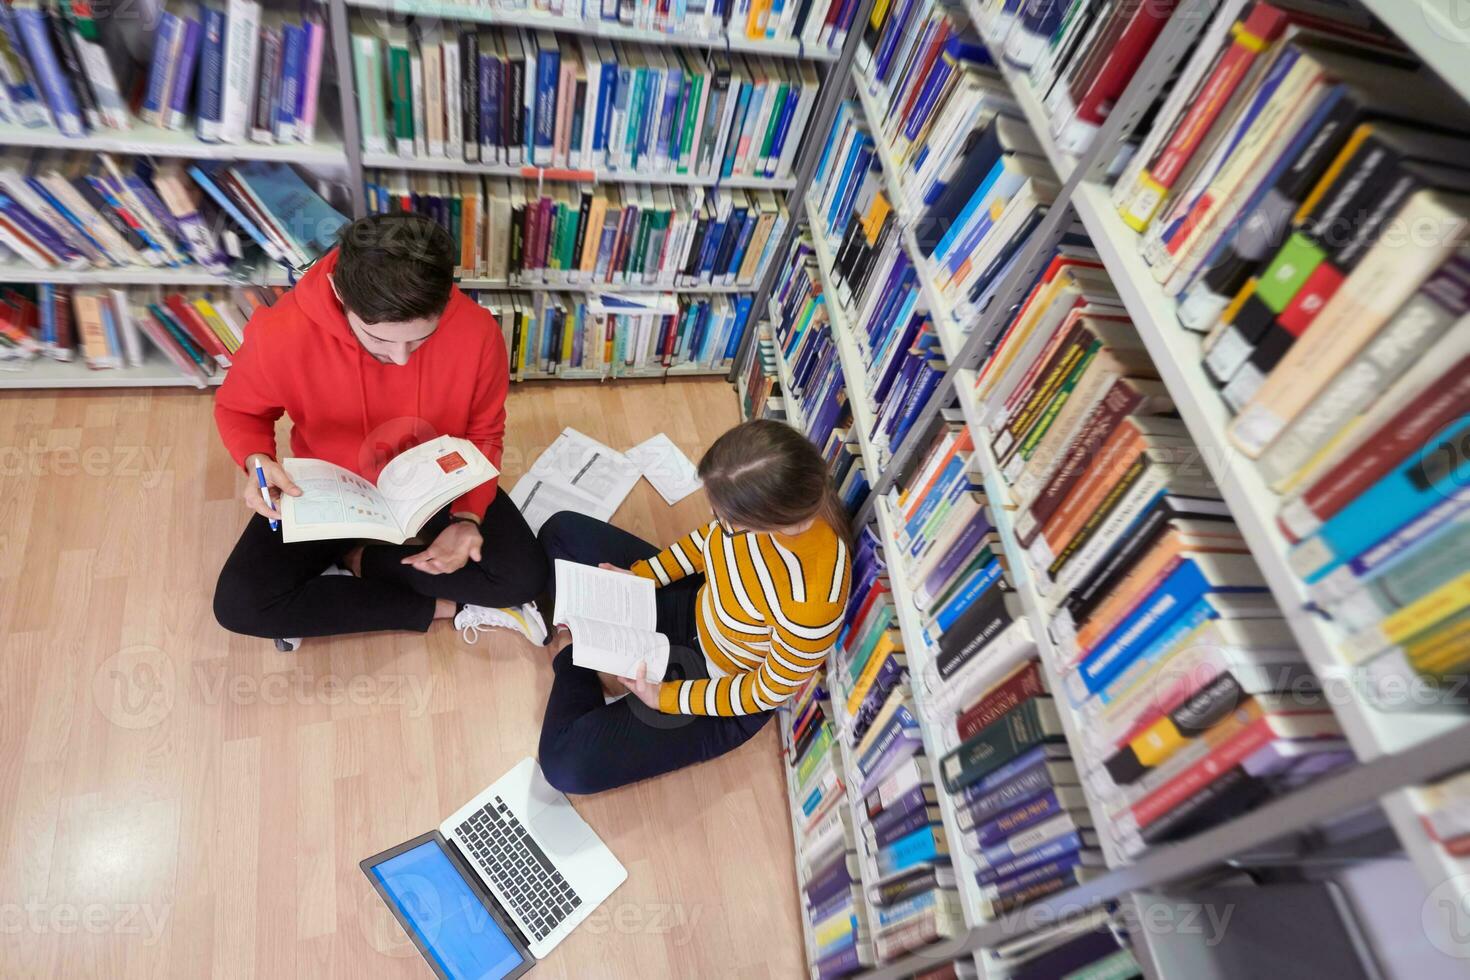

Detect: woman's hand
[598,562,635,575]
[402,521,483,575]
[627,662,662,711]
[242,454,301,519]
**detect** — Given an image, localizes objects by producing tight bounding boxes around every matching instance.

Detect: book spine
[194,7,226,140]
[272,22,304,141]
[956,661,1046,742]
[219,0,260,143]
[14,4,82,135]
[940,698,1061,793]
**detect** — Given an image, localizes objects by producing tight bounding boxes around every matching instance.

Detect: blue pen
[254,459,279,531]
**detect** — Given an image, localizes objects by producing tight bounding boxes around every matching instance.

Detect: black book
[460,33,479,161]
[44,1,97,126]
[70,171,147,253]
[571,190,592,277]
[935,571,1018,680]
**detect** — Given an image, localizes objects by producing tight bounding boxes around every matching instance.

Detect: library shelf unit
[2,0,856,390]
[749,1,1470,976]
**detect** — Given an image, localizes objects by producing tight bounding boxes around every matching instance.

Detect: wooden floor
[0,378,806,979]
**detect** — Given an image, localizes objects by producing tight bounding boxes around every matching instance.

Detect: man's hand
[628,662,662,711]
[243,454,301,519]
[402,521,483,575]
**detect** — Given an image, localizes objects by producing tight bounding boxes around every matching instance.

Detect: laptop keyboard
[455,797,583,943]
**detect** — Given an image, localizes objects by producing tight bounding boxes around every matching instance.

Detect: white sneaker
[456,602,548,646]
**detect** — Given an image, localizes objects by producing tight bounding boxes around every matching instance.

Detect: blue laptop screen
[370,840,527,979]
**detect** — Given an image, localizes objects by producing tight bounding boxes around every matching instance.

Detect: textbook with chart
[279,436,497,543]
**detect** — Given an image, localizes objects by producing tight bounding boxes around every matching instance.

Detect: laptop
[361,758,627,978]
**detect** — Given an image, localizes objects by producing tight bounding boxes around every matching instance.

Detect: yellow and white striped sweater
[631,519,851,716]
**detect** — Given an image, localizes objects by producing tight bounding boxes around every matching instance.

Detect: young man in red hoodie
[213,213,548,648]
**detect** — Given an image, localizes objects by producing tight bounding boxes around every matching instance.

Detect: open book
[279,436,497,543]
[552,560,670,681]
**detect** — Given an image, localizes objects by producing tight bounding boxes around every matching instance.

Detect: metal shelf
[342,0,841,61]
[361,152,798,189]
[1355,0,1470,106]
[0,119,350,167]
[0,356,221,389]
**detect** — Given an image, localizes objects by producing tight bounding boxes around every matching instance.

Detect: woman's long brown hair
[698,419,852,543]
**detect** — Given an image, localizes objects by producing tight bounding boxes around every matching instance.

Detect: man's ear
[327,273,340,304]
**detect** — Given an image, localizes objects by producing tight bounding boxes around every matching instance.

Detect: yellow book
[1343,571,1470,664]
[813,907,856,949]
[191,298,239,355]
[846,632,902,716]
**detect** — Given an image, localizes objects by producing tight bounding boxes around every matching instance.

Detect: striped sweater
[631,519,851,716]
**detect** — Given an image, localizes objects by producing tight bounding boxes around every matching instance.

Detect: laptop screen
[368,839,529,979]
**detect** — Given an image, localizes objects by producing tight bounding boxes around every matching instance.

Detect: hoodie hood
[291,249,361,350]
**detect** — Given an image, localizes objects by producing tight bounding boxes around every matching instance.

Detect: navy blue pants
[535,511,772,795]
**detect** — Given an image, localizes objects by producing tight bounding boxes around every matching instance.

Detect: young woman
[534,419,852,794]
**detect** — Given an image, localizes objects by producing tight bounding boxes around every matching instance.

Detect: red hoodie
[214,249,508,517]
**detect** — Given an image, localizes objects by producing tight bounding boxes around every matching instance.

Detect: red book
[1126,5,1290,231]
[956,660,1047,741]
[1070,0,1180,130]
[1280,352,1470,541]
[164,294,229,362]
[1275,262,1344,337]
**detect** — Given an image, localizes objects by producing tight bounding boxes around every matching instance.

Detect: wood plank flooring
[0,378,805,979]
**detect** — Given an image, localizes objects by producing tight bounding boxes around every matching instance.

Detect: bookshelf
[755,2,1470,976]
[1,0,860,389]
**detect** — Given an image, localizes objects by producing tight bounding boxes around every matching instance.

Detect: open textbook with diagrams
[553,560,671,681]
[279,436,497,543]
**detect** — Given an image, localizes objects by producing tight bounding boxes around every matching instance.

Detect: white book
[551,559,670,684]
[106,288,145,367]
[442,38,462,161]
[280,436,497,544]
[409,46,427,159]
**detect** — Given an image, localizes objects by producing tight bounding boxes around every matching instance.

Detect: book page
[626,433,703,505]
[562,614,671,682]
[508,475,611,534]
[279,458,405,543]
[376,435,498,534]
[552,559,658,632]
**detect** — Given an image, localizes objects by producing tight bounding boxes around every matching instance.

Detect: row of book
[0,280,282,383]
[363,0,860,50]
[467,289,751,378]
[1072,0,1470,692]
[770,233,939,469]
[969,0,1189,156]
[0,0,328,145]
[0,151,349,273]
[783,665,875,978]
[365,170,788,290]
[805,118,950,467]
[959,247,1354,856]
[738,330,788,423]
[882,416,1108,911]
[831,529,972,962]
[350,19,818,181]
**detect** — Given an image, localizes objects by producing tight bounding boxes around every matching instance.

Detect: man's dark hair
[334,213,456,323]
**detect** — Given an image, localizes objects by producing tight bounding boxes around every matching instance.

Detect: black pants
[213,490,549,639]
[535,511,771,795]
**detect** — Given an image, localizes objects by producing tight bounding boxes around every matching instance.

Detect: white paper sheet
[509,428,642,531]
[626,433,703,505]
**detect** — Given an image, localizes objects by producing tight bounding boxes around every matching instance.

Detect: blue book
[723,297,753,360]
[876,824,944,875]
[933,558,1004,633]
[0,2,46,126]
[194,6,226,140]
[273,21,306,139]
[656,65,682,165]
[187,162,281,263]
[22,172,107,257]
[165,13,202,129]
[532,33,559,166]
[12,3,82,136]
[0,189,77,262]
[1294,415,1470,585]
[37,282,56,345]
[936,160,1030,271]
[592,51,617,159]
[141,11,180,122]
[766,81,800,177]
[229,160,349,263]
[720,82,753,179]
